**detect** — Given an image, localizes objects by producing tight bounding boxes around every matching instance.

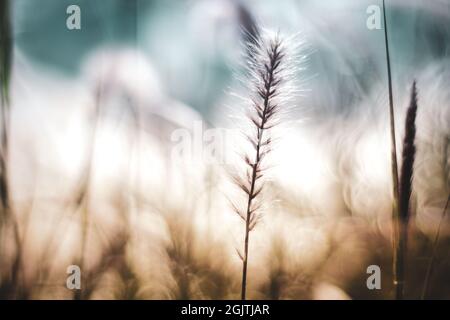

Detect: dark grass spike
[399,81,418,223]
[396,81,418,299]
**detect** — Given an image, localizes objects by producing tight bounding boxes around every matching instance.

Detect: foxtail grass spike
[396,81,418,299]
[230,31,300,300]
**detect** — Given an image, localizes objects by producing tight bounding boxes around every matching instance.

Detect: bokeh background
[1,0,449,299]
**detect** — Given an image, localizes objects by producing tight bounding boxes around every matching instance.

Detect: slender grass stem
[382,0,402,300]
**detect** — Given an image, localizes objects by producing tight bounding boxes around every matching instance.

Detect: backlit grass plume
[230,31,302,300]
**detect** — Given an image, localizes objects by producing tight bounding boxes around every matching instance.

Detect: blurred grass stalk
[0,0,12,222]
[75,84,103,300]
[0,0,24,299]
[382,0,402,299]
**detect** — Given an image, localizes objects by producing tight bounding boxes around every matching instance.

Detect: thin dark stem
[383,0,402,300]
